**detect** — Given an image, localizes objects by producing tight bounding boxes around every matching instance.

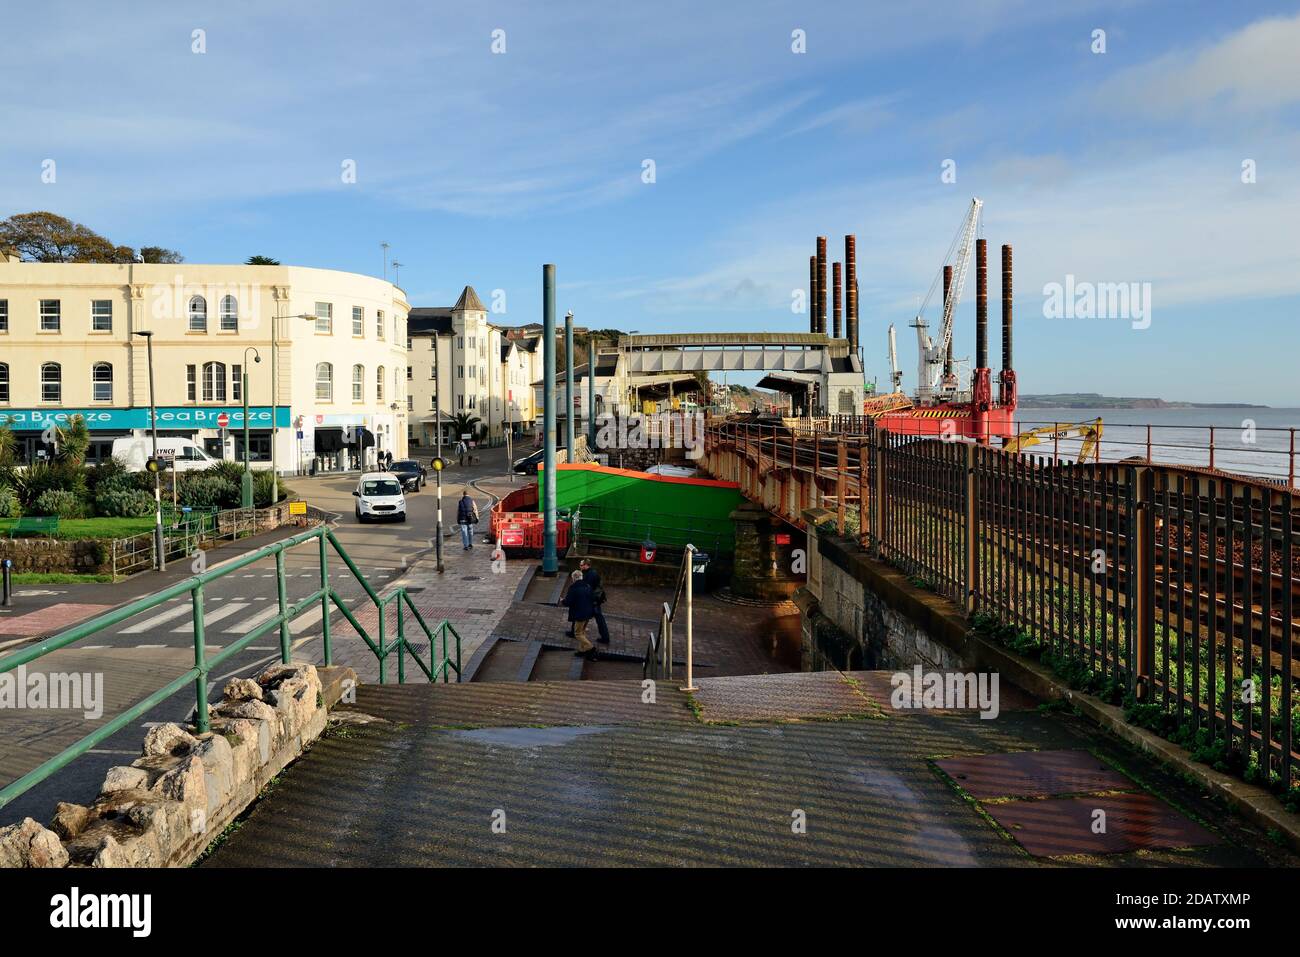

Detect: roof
[452,285,487,313]
[408,307,452,335]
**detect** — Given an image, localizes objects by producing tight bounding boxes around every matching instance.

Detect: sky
[2,1,1298,405]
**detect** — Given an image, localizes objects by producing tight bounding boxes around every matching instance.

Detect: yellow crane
[1004,418,1104,462]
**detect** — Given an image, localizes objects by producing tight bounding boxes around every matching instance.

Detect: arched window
[92,362,113,402]
[202,361,227,402]
[0,363,8,403]
[376,365,385,402]
[41,362,61,403]
[352,364,364,402]
[316,362,333,401]
[189,295,208,332]
[219,295,238,331]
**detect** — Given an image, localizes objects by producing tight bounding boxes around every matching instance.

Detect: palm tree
[0,422,15,467]
[245,255,280,265]
[55,415,90,466]
[450,412,481,440]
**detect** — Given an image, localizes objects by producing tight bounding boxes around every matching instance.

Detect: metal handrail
[0,523,459,812]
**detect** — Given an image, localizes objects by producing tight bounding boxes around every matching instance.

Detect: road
[0,449,517,827]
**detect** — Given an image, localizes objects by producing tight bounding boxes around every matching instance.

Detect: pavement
[203,672,1298,868]
[0,449,516,828]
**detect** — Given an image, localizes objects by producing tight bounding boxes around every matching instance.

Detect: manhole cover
[935,750,1132,800]
[461,576,482,582]
[984,793,1219,857]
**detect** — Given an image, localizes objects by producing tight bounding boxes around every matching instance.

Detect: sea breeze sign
[0,407,292,432]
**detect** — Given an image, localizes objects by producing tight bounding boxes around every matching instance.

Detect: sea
[1008,407,1300,485]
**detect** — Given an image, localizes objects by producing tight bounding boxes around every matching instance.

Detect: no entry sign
[216,412,230,428]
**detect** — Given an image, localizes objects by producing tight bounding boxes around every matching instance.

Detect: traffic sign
[216,412,229,428]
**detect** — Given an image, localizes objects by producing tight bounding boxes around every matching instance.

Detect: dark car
[389,459,427,491]
[511,447,567,475]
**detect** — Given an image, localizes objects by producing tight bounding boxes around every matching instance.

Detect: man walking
[455,439,467,467]
[456,488,479,550]
[579,558,610,644]
[562,569,597,659]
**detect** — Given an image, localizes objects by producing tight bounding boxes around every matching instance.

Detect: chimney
[845,235,858,350]
[1001,244,1013,372]
[808,255,818,334]
[816,237,828,335]
[832,261,842,339]
[942,264,953,377]
[975,239,988,369]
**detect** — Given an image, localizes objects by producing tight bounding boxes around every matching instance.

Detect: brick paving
[295,473,531,684]
[0,603,116,636]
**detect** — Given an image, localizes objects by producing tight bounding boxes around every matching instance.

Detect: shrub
[95,485,157,518]
[87,457,130,497]
[178,475,239,510]
[34,488,89,519]
[13,462,69,510]
[0,485,17,519]
[253,471,291,507]
[205,460,247,485]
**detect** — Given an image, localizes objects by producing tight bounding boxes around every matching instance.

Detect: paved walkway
[203,673,1296,868]
[291,470,531,683]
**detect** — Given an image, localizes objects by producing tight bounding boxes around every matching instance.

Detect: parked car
[389,459,427,491]
[352,473,407,523]
[111,437,217,473]
[511,447,567,475]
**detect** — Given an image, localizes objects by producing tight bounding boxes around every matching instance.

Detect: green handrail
[0,522,458,812]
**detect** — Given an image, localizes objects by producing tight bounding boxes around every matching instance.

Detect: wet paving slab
[202,677,1292,868]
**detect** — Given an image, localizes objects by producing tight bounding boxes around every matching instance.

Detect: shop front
[0,406,290,465]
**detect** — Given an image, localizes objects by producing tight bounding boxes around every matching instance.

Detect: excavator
[1003,418,1104,463]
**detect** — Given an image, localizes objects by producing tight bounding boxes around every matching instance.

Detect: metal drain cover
[935,749,1132,800]
[460,576,482,581]
[984,793,1219,857]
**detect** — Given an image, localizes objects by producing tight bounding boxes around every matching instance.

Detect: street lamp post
[241,347,262,508]
[132,331,165,571]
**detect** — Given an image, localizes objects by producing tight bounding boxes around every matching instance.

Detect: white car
[352,473,407,523]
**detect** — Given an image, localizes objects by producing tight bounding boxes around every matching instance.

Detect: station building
[0,255,409,472]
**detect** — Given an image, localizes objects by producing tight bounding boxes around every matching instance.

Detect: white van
[111,437,217,473]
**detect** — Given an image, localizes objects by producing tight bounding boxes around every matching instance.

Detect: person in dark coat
[562,569,597,657]
[579,558,610,644]
[456,489,479,550]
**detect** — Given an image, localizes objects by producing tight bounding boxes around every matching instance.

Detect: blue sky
[3,1,1298,405]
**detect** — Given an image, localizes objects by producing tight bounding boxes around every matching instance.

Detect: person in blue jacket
[456,489,479,549]
[562,569,597,658]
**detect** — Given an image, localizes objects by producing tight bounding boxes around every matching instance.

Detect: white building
[0,256,409,472]
[407,286,542,449]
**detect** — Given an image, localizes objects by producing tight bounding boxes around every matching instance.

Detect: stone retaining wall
[0,661,354,869]
[0,537,110,576]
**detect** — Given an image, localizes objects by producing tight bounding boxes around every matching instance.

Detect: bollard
[2,558,12,607]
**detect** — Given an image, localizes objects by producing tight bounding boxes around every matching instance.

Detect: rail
[0,523,459,812]
[643,547,696,681]
[821,414,1299,487]
[706,420,1299,793]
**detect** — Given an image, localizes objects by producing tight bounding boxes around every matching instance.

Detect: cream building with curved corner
[0,256,409,472]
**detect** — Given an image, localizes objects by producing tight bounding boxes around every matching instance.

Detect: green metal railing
[0,523,459,812]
